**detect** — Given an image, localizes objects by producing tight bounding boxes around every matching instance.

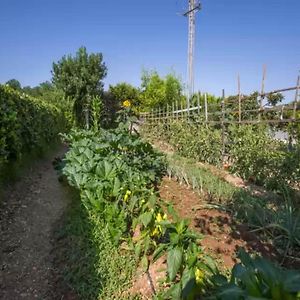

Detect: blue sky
[0,0,299,97]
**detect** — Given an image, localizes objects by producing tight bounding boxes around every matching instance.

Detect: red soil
[159,177,278,269]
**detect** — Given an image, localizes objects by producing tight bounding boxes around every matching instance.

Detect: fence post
[238,74,242,124]
[221,89,226,165]
[151,108,153,126]
[197,92,200,115]
[172,102,175,120]
[166,104,169,126]
[259,65,266,122]
[204,93,208,122]
[180,101,183,120]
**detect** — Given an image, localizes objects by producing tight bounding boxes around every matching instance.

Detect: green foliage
[228,125,300,189]
[109,82,140,108]
[211,249,300,300]
[155,218,219,300]
[57,194,138,300]
[99,83,140,127]
[143,118,300,190]
[165,153,300,260]
[143,118,222,166]
[139,70,184,110]
[62,109,218,299]
[0,84,66,166]
[90,96,102,131]
[61,107,300,299]
[52,46,107,126]
[267,93,284,106]
[5,78,22,91]
[23,81,73,126]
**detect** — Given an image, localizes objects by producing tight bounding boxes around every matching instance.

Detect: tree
[109,82,140,107]
[165,73,182,105]
[51,46,107,125]
[6,79,22,91]
[139,70,183,110]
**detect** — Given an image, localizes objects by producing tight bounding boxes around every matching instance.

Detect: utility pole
[183,0,201,112]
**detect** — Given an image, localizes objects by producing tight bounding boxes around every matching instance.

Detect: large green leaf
[139,212,153,228]
[181,267,196,299]
[167,247,183,282]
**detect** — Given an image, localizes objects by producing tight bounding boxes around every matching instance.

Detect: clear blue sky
[0,0,299,97]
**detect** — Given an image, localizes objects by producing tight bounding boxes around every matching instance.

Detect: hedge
[0,84,67,166]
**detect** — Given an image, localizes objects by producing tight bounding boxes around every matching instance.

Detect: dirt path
[0,147,71,300]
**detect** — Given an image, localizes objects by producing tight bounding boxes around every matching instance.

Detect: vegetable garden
[1,46,300,299]
[57,104,300,299]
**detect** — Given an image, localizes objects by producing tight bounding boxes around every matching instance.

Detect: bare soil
[0,147,75,300]
[159,177,278,269]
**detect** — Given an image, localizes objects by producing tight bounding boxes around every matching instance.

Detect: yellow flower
[156,212,167,223]
[151,227,160,237]
[123,100,131,108]
[123,190,131,202]
[195,268,205,285]
[156,213,163,223]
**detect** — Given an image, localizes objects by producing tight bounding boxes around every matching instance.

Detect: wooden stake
[197,91,200,115]
[293,75,300,120]
[204,93,208,122]
[238,74,241,123]
[259,65,267,121]
[221,89,226,164]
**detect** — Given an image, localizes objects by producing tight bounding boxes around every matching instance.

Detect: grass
[54,191,140,300]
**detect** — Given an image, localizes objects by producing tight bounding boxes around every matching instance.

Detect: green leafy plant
[211,249,300,300]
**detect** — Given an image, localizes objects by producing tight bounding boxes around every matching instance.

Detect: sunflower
[123,100,131,108]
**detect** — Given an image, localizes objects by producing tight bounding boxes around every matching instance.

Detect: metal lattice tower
[183,0,201,110]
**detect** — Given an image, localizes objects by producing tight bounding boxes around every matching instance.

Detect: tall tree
[52,47,107,125]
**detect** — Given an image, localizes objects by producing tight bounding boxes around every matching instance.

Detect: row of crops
[60,108,300,299]
[142,118,300,191]
[0,84,67,167]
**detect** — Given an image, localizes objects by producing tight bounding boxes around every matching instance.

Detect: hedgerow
[0,84,67,166]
